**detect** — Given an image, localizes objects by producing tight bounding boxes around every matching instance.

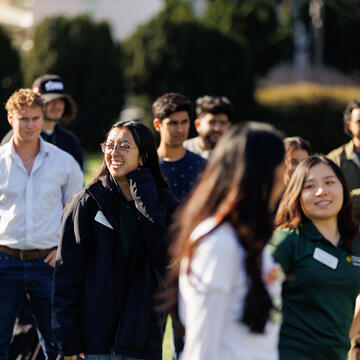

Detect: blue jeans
[85,355,143,360]
[0,250,57,360]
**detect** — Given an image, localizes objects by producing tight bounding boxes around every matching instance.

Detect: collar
[344,139,358,161]
[111,175,122,194]
[1,137,14,158]
[343,140,360,170]
[2,136,48,159]
[301,218,324,241]
[343,139,355,160]
[99,173,117,192]
[111,175,132,203]
[38,136,49,156]
[301,217,344,247]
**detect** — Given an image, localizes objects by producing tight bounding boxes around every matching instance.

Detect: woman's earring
[139,161,143,167]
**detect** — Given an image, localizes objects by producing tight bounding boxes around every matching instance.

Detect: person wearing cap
[1,74,83,169]
[0,89,83,360]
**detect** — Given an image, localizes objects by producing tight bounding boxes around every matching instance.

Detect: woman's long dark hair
[168,122,285,333]
[89,120,168,188]
[275,155,358,252]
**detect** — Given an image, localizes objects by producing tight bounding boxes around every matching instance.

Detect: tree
[24,15,124,150]
[323,0,360,75]
[204,0,292,76]
[0,26,22,136]
[123,9,254,128]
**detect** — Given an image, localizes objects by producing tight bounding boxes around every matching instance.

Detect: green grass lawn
[84,152,102,185]
[84,154,174,360]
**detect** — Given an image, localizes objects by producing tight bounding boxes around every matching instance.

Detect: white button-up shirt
[0,137,84,250]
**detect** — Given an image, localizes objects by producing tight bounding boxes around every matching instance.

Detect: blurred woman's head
[275,155,357,251]
[91,120,168,188]
[284,136,311,185]
[170,121,285,332]
[180,122,285,229]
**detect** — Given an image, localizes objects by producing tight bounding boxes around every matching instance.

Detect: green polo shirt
[269,219,360,360]
[112,176,139,261]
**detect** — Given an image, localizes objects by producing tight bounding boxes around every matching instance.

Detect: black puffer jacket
[52,170,178,359]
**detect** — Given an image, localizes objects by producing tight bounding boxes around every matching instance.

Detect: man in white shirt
[0,89,83,360]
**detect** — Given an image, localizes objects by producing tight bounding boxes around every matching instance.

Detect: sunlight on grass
[84,153,102,185]
[163,316,174,360]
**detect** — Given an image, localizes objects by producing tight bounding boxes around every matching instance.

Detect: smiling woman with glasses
[52,120,178,360]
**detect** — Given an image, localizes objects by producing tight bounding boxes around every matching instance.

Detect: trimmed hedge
[23,15,124,150]
[0,26,22,137]
[123,10,254,129]
[204,0,292,76]
[255,83,360,153]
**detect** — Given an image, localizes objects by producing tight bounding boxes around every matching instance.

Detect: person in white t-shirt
[167,122,286,360]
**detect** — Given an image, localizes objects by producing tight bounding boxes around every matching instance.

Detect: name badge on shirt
[313,247,338,269]
[94,211,113,230]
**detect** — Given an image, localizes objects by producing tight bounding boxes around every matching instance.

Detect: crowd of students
[2,79,360,360]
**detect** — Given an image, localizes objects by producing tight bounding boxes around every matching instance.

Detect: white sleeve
[180,227,240,360]
[62,157,84,206]
[181,290,230,360]
[190,228,238,293]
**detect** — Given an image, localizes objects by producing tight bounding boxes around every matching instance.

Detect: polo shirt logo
[347,255,360,266]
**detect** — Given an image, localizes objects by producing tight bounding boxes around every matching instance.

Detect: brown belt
[0,245,57,261]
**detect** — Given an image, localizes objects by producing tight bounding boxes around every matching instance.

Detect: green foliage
[123,10,254,126]
[204,0,292,75]
[298,0,360,75]
[255,83,360,153]
[0,26,22,137]
[323,0,360,74]
[23,14,124,150]
[162,0,196,22]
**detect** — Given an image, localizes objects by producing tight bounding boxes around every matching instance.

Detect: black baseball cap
[32,74,71,103]
[32,74,77,123]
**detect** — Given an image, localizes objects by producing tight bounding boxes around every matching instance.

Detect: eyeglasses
[100,142,136,155]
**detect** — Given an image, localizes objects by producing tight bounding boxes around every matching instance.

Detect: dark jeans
[9,297,45,360]
[0,250,57,360]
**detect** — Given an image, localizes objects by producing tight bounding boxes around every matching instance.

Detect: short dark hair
[152,93,191,121]
[284,136,312,155]
[343,100,360,136]
[195,95,232,119]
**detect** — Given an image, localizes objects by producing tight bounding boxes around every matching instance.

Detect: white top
[183,137,211,159]
[179,218,283,360]
[0,137,84,250]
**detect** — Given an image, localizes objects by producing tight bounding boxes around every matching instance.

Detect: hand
[56,353,85,360]
[266,265,284,284]
[44,249,57,268]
